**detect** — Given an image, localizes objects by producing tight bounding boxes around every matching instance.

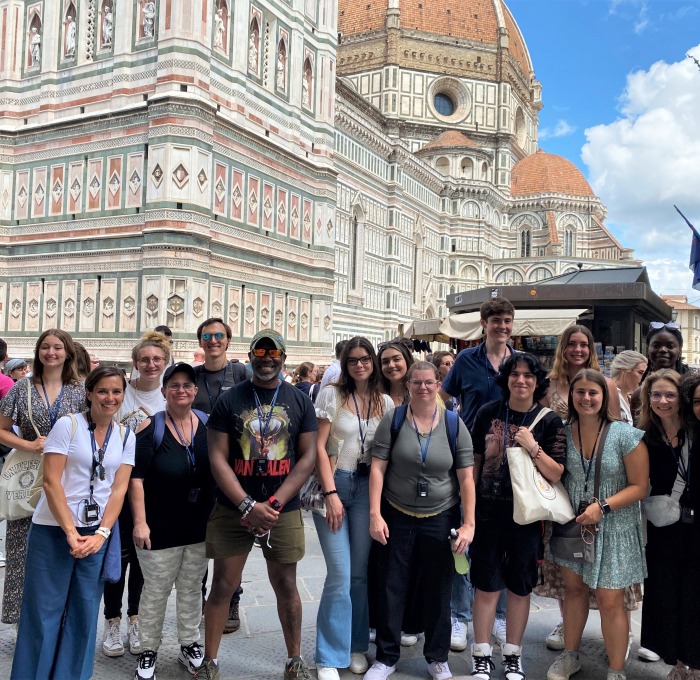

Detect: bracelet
[529,442,539,456]
[95,527,111,539]
[241,500,257,520]
[238,495,254,514]
[322,490,338,497]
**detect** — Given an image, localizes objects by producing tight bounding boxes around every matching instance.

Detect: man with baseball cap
[197,330,318,680]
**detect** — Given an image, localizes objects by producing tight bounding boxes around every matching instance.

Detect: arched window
[303,57,313,109]
[460,158,473,179]
[438,258,444,275]
[495,269,523,284]
[435,157,450,175]
[248,17,260,74]
[564,228,575,257]
[529,267,553,282]
[349,215,359,290]
[449,260,456,276]
[520,229,531,258]
[387,235,392,256]
[276,38,287,92]
[481,162,488,180]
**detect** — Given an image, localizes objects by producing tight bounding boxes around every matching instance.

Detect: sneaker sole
[545,639,565,651]
[177,656,199,676]
[129,646,142,656]
[450,640,468,652]
[223,622,240,634]
[103,646,125,658]
[547,665,581,680]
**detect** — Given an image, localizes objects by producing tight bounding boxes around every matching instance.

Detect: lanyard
[410,405,438,470]
[482,344,510,401]
[169,411,196,472]
[41,379,65,429]
[502,404,534,466]
[351,392,371,455]
[665,432,690,487]
[578,419,604,494]
[204,363,229,410]
[88,412,113,487]
[252,381,282,444]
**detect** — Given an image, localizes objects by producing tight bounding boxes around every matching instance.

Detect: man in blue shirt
[439,297,516,657]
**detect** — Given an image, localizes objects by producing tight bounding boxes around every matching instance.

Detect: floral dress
[0,379,85,623]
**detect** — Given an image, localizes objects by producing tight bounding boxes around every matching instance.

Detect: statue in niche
[303,61,312,108]
[142,1,156,38]
[276,43,286,91]
[65,15,76,58]
[29,27,41,67]
[248,24,259,71]
[102,4,113,47]
[214,8,225,49]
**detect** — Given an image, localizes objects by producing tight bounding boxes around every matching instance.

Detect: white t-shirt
[33,413,136,527]
[320,359,341,390]
[115,382,166,432]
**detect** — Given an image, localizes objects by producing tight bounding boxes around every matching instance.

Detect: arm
[315,418,344,532]
[270,429,317,506]
[513,425,564,483]
[605,377,621,420]
[454,467,475,552]
[129,478,150,550]
[369,458,389,544]
[0,414,45,452]
[42,452,84,554]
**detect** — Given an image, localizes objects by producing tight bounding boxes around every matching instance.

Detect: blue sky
[507,0,700,303]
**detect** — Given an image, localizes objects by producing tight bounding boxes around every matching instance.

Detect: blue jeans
[451,566,507,622]
[12,523,106,680]
[313,470,372,668]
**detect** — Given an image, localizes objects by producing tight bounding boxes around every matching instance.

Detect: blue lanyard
[351,392,371,452]
[410,405,438,470]
[252,381,282,443]
[169,411,196,472]
[577,419,604,494]
[88,413,113,484]
[502,404,534,466]
[41,379,65,429]
[204,363,229,410]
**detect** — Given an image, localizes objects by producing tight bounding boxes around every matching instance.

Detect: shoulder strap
[389,404,409,455]
[444,408,459,461]
[152,410,167,450]
[68,413,78,441]
[229,360,247,384]
[120,424,129,449]
[526,406,552,433]
[193,409,209,426]
[593,422,611,499]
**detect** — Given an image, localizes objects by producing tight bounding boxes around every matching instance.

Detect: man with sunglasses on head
[192,318,248,633]
[197,329,318,680]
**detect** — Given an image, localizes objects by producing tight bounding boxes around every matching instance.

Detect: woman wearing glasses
[0,329,86,625]
[129,363,214,679]
[313,337,394,680]
[366,361,474,680]
[547,370,648,680]
[11,366,135,680]
[101,331,170,659]
[636,370,700,679]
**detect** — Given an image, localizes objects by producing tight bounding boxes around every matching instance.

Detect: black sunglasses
[92,448,106,482]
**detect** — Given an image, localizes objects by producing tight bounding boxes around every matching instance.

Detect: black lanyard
[578,419,604,494]
[169,411,196,473]
[88,413,113,495]
[41,379,65,429]
[252,381,282,443]
[410,405,438,470]
[203,363,230,410]
[665,432,690,486]
[483,344,510,401]
[502,404,534,466]
[351,392,371,456]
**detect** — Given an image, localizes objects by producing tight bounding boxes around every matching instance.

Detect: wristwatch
[269,496,283,512]
[599,499,612,515]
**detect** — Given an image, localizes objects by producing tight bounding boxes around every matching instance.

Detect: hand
[452,524,474,554]
[513,428,536,454]
[575,501,602,526]
[325,493,345,533]
[30,436,47,453]
[69,533,104,559]
[133,522,151,550]
[369,514,389,545]
[248,501,280,532]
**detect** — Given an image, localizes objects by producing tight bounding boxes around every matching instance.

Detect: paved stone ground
[0,515,671,679]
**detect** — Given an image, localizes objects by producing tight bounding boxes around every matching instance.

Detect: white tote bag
[507,407,575,526]
[0,380,44,521]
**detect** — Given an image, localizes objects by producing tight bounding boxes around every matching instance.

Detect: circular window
[434,93,455,117]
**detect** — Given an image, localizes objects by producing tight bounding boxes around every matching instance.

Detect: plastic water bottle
[450,528,469,575]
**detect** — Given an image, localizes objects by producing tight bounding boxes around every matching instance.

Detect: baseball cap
[162,362,196,386]
[250,329,286,353]
[5,358,27,373]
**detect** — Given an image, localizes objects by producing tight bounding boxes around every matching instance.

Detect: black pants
[375,501,458,667]
[103,520,143,620]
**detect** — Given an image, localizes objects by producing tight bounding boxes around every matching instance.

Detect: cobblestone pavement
[0,515,671,679]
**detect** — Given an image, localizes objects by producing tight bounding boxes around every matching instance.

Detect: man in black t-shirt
[199,329,317,680]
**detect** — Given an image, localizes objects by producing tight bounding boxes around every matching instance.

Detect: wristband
[269,496,283,511]
[95,527,111,539]
[322,489,338,498]
[238,496,254,514]
[241,500,257,520]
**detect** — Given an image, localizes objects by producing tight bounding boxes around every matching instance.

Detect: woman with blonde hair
[610,351,647,425]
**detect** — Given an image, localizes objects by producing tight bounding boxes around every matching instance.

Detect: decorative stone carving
[103,296,114,317]
[151,164,164,188]
[211,300,222,317]
[214,4,227,52]
[141,1,156,38]
[303,57,313,109]
[248,18,259,73]
[167,295,185,329]
[11,300,21,318]
[46,298,57,319]
[29,26,42,68]
[63,297,75,324]
[172,163,189,189]
[83,297,95,316]
[146,294,159,320]
[193,297,204,318]
[123,296,135,317]
[64,12,77,58]
[28,299,39,318]
[102,3,113,47]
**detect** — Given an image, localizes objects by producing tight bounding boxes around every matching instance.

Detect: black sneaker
[134,650,157,680]
[178,642,204,675]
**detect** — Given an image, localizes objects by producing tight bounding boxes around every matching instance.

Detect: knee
[563,582,589,600]
[595,592,624,616]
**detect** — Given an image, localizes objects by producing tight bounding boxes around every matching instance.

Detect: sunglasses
[649,322,680,331]
[92,447,106,482]
[201,332,226,341]
[251,347,284,358]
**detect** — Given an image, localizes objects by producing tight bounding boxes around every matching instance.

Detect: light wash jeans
[313,470,372,668]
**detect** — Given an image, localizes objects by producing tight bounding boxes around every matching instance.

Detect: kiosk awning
[439,308,589,341]
[401,318,450,343]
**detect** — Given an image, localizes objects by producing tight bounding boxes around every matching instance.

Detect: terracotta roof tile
[421,130,479,151]
[511,149,594,197]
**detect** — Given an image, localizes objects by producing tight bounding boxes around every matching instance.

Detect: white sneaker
[177,642,204,674]
[400,632,418,646]
[546,621,565,651]
[134,650,157,680]
[363,661,396,680]
[450,619,468,651]
[428,660,452,680]
[502,643,525,680]
[0,551,5,567]
[350,653,369,674]
[471,643,495,680]
[606,672,626,680]
[128,615,142,655]
[102,617,125,657]
[547,650,581,680]
[638,646,661,662]
[317,667,340,680]
[491,618,506,647]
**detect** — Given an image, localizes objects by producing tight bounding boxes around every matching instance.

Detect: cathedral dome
[511,149,594,197]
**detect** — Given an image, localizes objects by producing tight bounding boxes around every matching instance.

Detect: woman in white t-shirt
[102,330,169,658]
[11,366,135,680]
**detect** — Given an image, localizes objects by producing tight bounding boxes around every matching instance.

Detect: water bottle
[450,528,469,575]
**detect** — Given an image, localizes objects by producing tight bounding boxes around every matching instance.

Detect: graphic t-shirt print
[481,417,508,492]
[233,404,292,478]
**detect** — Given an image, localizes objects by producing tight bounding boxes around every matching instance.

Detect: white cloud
[582,45,700,298]
[539,119,576,140]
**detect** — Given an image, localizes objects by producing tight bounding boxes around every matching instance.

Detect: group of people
[0,303,697,680]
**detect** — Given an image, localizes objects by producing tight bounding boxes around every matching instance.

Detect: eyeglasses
[650,391,679,402]
[649,322,681,331]
[347,355,372,367]
[201,332,226,341]
[251,347,284,358]
[165,382,195,392]
[137,357,166,366]
[408,380,438,388]
[92,448,106,482]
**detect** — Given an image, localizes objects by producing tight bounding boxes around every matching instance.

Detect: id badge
[254,458,268,475]
[188,488,200,504]
[682,507,695,524]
